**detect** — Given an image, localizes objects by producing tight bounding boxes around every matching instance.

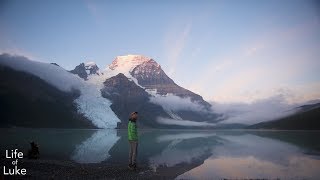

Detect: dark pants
[129,141,138,165]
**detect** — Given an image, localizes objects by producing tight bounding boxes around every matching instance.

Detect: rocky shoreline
[0,158,180,180]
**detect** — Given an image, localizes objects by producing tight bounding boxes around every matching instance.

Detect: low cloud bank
[157,117,216,127]
[211,95,299,125]
[149,93,207,113]
[149,94,217,127]
[157,132,216,142]
[0,53,82,92]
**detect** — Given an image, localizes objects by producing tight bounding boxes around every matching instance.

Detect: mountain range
[70,55,219,128]
[0,54,219,129]
[0,53,319,129]
[247,102,320,130]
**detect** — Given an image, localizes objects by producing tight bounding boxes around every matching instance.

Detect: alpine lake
[1,128,320,179]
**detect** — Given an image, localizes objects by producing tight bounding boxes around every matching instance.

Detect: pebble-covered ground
[0,158,181,180]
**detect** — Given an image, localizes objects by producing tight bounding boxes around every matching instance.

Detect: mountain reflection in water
[1,129,319,179]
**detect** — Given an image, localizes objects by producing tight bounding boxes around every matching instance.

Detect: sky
[1,0,320,104]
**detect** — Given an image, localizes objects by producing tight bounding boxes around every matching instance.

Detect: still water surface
[1,128,320,179]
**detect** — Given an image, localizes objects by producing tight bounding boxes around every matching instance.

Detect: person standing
[128,112,138,170]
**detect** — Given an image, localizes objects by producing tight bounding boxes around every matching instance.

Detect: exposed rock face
[85,62,100,75]
[50,63,60,67]
[131,59,211,108]
[131,59,174,88]
[101,73,219,128]
[102,73,149,101]
[101,73,172,128]
[70,63,88,80]
[70,62,101,80]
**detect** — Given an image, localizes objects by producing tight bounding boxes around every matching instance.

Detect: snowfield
[107,54,151,88]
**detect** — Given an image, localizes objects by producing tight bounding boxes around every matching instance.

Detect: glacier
[0,54,120,128]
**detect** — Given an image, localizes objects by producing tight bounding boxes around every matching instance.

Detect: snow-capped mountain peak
[70,61,101,80]
[84,61,100,75]
[108,55,152,73]
[85,61,97,68]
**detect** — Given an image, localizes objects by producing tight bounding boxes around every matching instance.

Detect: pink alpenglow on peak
[108,55,153,72]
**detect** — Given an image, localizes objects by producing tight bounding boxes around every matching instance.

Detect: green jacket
[128,120,138,141]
